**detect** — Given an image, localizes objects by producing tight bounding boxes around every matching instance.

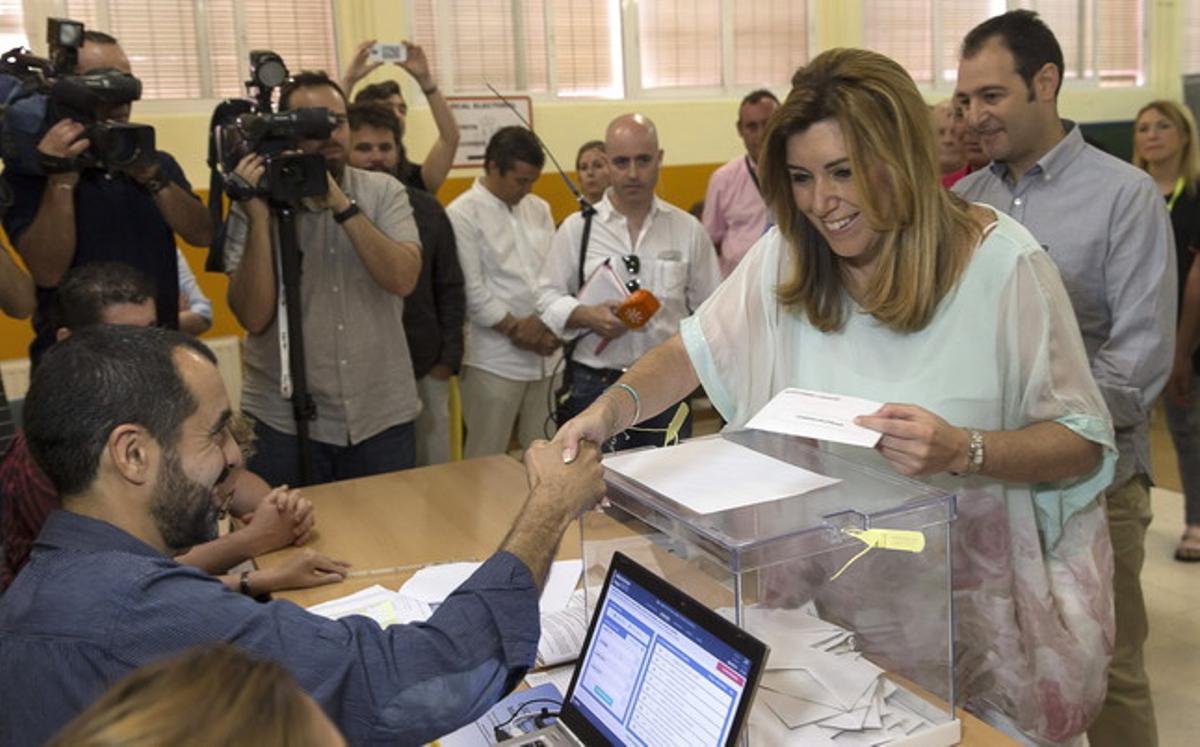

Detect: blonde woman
[575,139,610,206]
[47,644,345,746]
[556,48,1115,743]
[1133,99,1200,561]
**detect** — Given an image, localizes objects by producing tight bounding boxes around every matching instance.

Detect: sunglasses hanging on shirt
[622,254,641,292]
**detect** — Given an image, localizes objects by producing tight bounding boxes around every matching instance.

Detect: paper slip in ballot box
[587,430,961,746]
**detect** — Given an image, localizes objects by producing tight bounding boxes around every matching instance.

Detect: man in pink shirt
[701,89,780,277]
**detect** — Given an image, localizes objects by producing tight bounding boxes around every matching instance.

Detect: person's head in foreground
[757,47,978,334]
[46,643,345,747]
[23,325,243,555]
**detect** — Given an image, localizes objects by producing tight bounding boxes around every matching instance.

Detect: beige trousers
[460,365,557,458]
[1087,475,1157,747]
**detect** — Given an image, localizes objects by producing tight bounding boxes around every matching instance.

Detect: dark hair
[347,102,404,144]
[483,126,544,175]
[82,30,119,46]
[740,88,780,110]
[279,70,346,111]
[51,261,157,332]
[24,326,217,498]
[355,80,402,104]
[961,10,1064,97]
[575,139,605,170]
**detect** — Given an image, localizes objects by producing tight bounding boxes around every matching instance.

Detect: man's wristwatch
[333,199,360,224]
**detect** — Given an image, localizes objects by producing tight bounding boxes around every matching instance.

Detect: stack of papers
[307,585,431,627]
[731,605,945,745]
[307,560,587,669]
[603,437,841,514]
[399,559,583,615]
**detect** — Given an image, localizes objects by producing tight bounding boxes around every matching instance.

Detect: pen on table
[345,557,484,579]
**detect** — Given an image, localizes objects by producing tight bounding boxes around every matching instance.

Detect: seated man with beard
[0,262,334,595]
[0,326,605,747]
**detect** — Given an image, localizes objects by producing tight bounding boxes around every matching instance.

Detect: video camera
[209,50,334,204]
[0,18,156,175]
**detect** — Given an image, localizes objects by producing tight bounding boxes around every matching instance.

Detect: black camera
[209,50,333,204]
[215,107,335,203]
[0,18,156,175]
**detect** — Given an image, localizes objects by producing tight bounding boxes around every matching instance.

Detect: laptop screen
[562,553,765,746]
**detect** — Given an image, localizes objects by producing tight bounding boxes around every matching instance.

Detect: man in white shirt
[538,114,721,450]
[448,127,561,457]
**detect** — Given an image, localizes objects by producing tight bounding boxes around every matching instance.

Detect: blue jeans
[556,362,692,452]
[247,418,416,487]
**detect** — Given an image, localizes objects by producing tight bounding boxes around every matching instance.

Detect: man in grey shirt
[225,71,424,487]
[953,11,1174,746]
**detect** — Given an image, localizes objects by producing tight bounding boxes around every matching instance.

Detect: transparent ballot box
[584,430,961,746]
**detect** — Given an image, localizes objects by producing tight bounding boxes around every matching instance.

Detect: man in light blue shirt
[953,11,1174,746]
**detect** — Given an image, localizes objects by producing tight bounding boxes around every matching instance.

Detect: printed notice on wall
[447,96,534,168]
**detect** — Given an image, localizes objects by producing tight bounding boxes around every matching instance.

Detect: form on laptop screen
[567,567,755,746]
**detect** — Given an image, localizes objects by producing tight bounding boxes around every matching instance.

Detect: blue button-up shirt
[954,122,1176,489]
[0,511,540,747]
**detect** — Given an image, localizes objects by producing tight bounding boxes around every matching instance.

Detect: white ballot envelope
[745,388,883,448]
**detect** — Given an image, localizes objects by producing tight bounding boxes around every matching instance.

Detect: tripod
[271,199,317,485]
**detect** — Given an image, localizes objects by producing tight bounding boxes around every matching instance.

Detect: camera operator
[224,71,423,487]
[0,31,211,365]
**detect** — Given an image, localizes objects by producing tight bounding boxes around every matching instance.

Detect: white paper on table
[307,585,433,628]
[400,559,582,615]
[540,559,583,614]
[603,437,840,515]
[744,388,883,448]
[525,664,577,694]
[536,589,590,667]
[397,562,481,606]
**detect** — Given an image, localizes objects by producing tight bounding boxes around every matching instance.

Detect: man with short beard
[0,262,330,595]
[0,325,605,746]
[348,102,464,465]
[225,71,424,486]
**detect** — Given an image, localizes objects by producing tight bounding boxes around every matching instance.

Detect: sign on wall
[447,96,534,169]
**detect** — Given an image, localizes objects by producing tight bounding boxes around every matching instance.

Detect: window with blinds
[62,0,338,100]
[1184,0,1200,75]
[411,0,611,96]
[864,0,1144,88]
[412,0,810,98]
[0,0,29,53]
[733,1,810,88]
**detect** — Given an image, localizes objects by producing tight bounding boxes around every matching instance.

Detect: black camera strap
[555,203,596,424]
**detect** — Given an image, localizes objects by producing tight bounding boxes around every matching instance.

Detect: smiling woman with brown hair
[555,47,1118,743]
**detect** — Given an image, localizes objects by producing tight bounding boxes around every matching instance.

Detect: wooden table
[264,456,1013,745]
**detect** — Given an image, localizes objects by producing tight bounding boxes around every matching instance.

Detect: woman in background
[575,140,610,206]
[1133,99,1200,561]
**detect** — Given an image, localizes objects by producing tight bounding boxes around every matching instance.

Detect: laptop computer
[507,551,769,746]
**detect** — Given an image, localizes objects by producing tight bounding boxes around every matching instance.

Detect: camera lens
[256,59,288,89]
[276,160,303,185]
